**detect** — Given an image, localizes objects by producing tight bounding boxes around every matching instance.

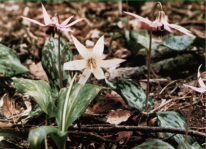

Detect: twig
[150,99,173,113]
[70,125,206,138]
[159,80,178,95]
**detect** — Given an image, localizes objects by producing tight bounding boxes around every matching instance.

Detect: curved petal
[183,84,206,93]
[64,18,84,28]
[60,15,74,27]
[197,64,206,88]
[92,35,104,57]
[78,68,91,85]
[63,60,86,70]
[100,59,125,68]
[93,66,105,80]
[59,28,74,32]
[168,24,195,37]
[41,3,51,25]
[71,35,90,58]
[124,11,152,25]
[21,16,47,27]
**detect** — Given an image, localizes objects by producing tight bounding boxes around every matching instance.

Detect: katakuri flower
[22,3,83,32]
[124,11,195,37]
[183,65,206,93]
[64,35,126,85]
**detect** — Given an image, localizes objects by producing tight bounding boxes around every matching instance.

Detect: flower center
[87,57,97,72]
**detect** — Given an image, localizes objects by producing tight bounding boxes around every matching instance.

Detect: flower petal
[124,11,152,25]
[71,35,90,58]
[168,24,195,37]
[197,64,206,88]
[63,60,86,70]
[64,18,84,28]
[100,59,125,68]
[41,3,51,25]
[92,35,104,57]
[60,16,74,27]
[78,69,91,85]
[21,16,47,27]
[183,84,206,93]
[93,66,105,80]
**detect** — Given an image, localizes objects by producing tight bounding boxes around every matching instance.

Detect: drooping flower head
[22,3,83,32]
[64,35,125,85]
[183,64,206,93]
[124,11,195,37]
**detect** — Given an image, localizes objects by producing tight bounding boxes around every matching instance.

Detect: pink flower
[22,3,83,32]
[183,65,206,93]
[124,11,195,37]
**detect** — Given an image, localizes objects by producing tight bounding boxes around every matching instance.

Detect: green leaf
[132,139,175,149]
[29,126,67,149]
[42,37,73,97]
[124,29,160,55]
[156,110,197,145]
[161,34,195,50]
[177,141,203,149]
[0,130,28,139]
[105,78,152,112]
[13,78,57,119]
[56,83,101,130]
[0,44,29,77]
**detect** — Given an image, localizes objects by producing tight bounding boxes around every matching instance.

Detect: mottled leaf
[42,37,73,97]
[0,44,29,77]
[157,110,197,145]
[132,139,174,149]
[56,83,101,130]
[161,34,195,50]
[105,78,152,112]
[177,141,203,149]
[29,126,67,149]
[13,78,57,119]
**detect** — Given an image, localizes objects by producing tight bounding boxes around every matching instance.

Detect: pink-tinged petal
[64,18,84,28]
[71,35,90,58]
[63,60,86,70]
[163,24,171,32]
[100,59,125,68]
[21,16,48,27]
[183,84,206,93]
[197,64,206,88]
[78,68,91,85]
[41,3,51,25]
[93,66,105,80]
[59,28,74,32]
[168,24,195,37]
[92,35,104,57]
[60,15,74,27]
[124,11,152,25]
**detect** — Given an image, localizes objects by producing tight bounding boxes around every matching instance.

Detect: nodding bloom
[22,3,83,32]
[183,65,206,93]
[64,35,125,85]
[124,11,195,37]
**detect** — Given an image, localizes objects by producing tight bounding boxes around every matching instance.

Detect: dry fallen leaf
[106,109,131,124]
[115,131,133,141]
[3,93,16,119]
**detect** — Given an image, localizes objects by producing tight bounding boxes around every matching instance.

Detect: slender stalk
[145,2,162,112]
[62,72,78,132]
[44,115,48,149]
[184,72,206,143]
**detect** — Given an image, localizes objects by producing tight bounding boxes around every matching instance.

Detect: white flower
[183,64,206,93]
[64,35,125,85]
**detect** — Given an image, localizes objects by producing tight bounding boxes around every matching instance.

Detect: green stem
[62,72,78,132]
[145,2,162,112]
[184,71,206,143]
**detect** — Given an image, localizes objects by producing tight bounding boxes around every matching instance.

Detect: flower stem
[145,2,163,112]
[184,72,206,143]
[62,72,78,132]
